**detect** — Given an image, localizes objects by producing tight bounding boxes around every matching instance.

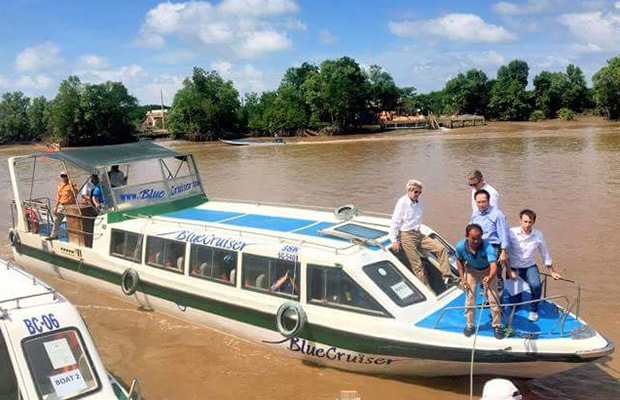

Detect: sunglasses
[411,190,422,194]
[468,180,480,187]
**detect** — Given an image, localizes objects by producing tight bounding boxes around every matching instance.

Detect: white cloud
[211,60,266,94]
[616,1,620,10]
[219,0,298,17]
[73,54,147,84]
[15,41,64,73]
[319,29,338,44]
[135,0,300,58]
[493,0,554,16]
[16,74,52,90]
[77,54,110,69]
[467,51,506,67]
[130,74,185,105]
[285,18,307,31]
[571,43,604,53]
[238,30,292,57]
[558,11,620,50]
[388,14,516,43]
[0,76,8,89]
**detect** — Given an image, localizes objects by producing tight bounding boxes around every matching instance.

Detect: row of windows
[110,230,423,315]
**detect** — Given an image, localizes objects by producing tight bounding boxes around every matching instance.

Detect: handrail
[432,293,576,337]
[0,261,57,311]
[121,213,365,255]
[209,197,393,219]
[541,272,580,318]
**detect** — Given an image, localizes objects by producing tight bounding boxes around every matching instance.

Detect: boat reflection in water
[7,142,613,378]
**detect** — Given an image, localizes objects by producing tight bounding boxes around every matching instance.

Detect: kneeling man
[455,224,503,339]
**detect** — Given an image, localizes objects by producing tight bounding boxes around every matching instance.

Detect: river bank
[2,116,620,399]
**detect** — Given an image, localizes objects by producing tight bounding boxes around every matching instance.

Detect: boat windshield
[363,261,426,307]
[100,155,203,211]
[21,328,100,400]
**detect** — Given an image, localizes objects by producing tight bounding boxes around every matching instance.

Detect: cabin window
[242,254,299,298]
[363,261,425,307]
[110,229,143,263]
[146,236,186,273]
[189,244,237,285]
[21,328,100,400]
[307,265,387,316]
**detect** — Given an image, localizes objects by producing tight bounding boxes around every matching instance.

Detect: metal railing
[122,212,366,256]
[0,260,57,314]
[432,275,582,338]
[18,198,103,247]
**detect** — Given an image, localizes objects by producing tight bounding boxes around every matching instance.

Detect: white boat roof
[0,261,57,310]
[131,200,405,255]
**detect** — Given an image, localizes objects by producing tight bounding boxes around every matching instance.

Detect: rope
[469,283,487,400]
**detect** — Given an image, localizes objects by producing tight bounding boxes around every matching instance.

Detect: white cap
[481,379,522,400]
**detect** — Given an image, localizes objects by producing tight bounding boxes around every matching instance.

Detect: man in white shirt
[389,179,452,291]
[507,209,561,322]
[108,165,127,188]
[79,174,99,204]
[468,170,501,212]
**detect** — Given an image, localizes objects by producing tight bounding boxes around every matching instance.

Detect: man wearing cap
[47,171,78,240]
[389,179,453,292]
[468,170,501,213]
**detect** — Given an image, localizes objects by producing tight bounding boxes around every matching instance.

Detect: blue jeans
[509,265,542,312]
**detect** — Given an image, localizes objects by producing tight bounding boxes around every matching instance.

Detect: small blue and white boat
[6,142,613,378]
[218,138,285,146]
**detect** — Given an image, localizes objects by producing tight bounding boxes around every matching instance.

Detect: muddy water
[2,118,620,399]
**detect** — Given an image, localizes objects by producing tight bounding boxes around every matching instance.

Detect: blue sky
[2,0,620,104]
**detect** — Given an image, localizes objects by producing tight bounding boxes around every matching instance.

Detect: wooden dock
[438,115,485,128]
[381,120,430,130]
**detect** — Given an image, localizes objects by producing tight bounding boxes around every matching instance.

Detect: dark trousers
[508,265,542,312]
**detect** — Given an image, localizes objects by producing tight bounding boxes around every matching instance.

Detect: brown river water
[1,118,620,399]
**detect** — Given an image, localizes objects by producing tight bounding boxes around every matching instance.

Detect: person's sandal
[463,326,475,337]
[493,326,504,340]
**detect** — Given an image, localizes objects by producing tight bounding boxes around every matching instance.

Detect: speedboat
[6,142,613,377]
[0,258,141,399]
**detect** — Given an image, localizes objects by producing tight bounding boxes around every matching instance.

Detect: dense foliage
[592,56,620,119]
[2,54,620,144]
[167,67,241,140]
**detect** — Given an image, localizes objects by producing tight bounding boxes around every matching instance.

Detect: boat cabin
[0,260,139,400]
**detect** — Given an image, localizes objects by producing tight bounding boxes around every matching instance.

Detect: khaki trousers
[400,230,452,288]
[51,203,67,238]
[464,267,501,327]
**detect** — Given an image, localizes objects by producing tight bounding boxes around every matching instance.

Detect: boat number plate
[278,245,299,262]
[23,313,61,335]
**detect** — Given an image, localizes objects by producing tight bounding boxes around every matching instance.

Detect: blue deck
[163,208,335,237]
[416,286,583,339]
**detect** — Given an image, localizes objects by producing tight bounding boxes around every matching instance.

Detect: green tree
[444,69,490,115]
[48,76,84,144]
[79,81,138,145]
[592,56,620,119]
[168,68,241,139]
[0,91,31,143]
[365,64,401,111]
[405,91,447,116]
[565,64,588,113]
[301,57,368,131]
[488,60,531,120]
[27,96,49,140]
[533,71,569,118]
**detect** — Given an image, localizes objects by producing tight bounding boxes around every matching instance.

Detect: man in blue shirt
[455,223,503,339]
[471,189,510,294]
